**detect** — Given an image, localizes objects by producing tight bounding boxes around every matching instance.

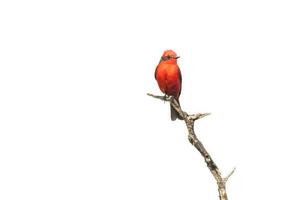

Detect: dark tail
[170,98,183,121]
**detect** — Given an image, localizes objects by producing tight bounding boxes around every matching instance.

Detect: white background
[1,0,300,199]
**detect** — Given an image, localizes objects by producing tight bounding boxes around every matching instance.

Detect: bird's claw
[163,94,170,103]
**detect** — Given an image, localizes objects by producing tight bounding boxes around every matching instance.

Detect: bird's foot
[163,94,169,103]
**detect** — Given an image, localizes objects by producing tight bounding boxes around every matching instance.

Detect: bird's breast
[155,63,181,97]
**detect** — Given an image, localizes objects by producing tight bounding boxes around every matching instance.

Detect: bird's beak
[176,56,180,59]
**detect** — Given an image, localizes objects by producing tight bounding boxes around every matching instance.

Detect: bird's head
[160,50,180,63]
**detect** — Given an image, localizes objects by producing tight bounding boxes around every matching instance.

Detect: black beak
[176,56,180,59]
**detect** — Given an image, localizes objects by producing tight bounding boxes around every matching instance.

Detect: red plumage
[155,50,182,120]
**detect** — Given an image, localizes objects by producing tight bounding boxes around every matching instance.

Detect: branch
[148,93,234,200]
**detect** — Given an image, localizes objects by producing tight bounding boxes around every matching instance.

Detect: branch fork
[147,93,235,200]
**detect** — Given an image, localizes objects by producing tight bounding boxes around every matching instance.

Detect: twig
[148,93,234,200]
[224,167,236,183]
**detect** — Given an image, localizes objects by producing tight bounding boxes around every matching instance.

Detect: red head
[160,50,180,63]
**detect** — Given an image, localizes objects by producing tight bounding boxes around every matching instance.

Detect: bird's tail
[170,98,183,121]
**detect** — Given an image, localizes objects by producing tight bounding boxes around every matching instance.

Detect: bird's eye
[166,55,171,59]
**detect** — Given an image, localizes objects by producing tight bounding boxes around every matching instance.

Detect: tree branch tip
[224,167,236,182]
[147,93,171,101]
[190,112,211,120]
[147,93,156,97]
[202,112,211,117]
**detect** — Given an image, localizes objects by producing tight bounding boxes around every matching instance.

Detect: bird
[155,50,183,121]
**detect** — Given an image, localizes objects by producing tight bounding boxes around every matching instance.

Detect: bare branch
[147,93,171,101]
[148,93,234,200]
[224,167,236,183]
[189,112,211,121]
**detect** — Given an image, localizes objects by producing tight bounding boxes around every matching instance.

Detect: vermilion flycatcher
[155,50,183,120]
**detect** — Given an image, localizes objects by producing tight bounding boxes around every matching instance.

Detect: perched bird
[155,50,183,120]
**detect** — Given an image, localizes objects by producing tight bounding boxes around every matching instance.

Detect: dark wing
[178,67,182,97]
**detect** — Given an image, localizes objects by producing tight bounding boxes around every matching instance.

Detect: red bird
[155,50,183,120]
